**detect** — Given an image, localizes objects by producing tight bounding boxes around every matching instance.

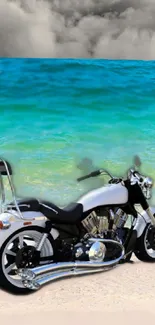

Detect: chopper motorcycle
[0,157,155,294]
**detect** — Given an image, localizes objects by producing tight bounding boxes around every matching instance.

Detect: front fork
[145,207,155,226]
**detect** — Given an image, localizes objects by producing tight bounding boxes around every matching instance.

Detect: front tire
[134,223,155,262]
[0,226,55,294]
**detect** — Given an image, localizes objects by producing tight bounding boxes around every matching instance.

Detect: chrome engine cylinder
[98,216,108,233]
[81,211,99,234]
[81,210,110,235]
[114,208,128,228]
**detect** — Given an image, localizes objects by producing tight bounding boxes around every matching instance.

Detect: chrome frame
[0,159,23,219]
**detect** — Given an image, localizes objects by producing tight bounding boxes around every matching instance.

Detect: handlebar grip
[77,170,101,182]
[77,174,91,182]
[90,170,101,177]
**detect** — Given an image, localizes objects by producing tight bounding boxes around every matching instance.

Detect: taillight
[23,222,32,226]
[0,220,11,229]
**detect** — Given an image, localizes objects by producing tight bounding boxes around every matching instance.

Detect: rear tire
[0,226,55,294]
[134,224,155,262]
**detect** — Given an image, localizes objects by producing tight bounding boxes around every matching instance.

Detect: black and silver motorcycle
[0,156,154,294]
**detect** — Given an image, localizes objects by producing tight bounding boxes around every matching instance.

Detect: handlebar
[77,167,145,186]
[76,163,153,200]
[77,169,102,182]
[132,170,144,183]
[129,169,148,186]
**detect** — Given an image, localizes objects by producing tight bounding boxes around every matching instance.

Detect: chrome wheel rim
[2,230,53,288]
[144,224,155,258]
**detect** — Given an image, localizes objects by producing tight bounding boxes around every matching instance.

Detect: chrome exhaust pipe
[17,238,125,290]
[21,267,113,291]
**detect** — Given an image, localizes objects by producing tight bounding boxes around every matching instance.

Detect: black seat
[39,201,83,224]
[9,198,83,225]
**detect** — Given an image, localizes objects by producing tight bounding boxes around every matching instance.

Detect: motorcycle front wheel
[134,223,155,262]
[0,226,55,294]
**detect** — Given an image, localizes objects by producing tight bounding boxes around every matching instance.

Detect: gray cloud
[0,0,155,59]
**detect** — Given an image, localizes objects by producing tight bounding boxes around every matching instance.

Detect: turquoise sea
[0,58,155,206]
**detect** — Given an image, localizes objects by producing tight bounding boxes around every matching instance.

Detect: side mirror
[133,155,142,168]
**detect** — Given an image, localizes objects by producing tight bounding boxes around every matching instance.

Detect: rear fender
[133,206,155,238]
[0,211,59,248]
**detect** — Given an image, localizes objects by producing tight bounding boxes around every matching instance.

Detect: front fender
[134,206,155,238]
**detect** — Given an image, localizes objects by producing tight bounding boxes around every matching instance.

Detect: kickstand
[126,259,134,264]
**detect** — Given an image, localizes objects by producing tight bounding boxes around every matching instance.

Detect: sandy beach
[1,255,155,325]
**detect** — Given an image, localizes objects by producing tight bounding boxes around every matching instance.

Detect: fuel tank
[77,183,128,212]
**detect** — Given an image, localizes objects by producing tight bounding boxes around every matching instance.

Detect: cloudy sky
[0,0,155,59]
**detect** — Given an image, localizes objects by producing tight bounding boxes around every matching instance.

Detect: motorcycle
[0,156,154,294]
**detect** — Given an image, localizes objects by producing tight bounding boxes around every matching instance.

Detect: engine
[81,207,128,238]
[72,235,123,262]
[55,207,128,263]
[72,207,128,262]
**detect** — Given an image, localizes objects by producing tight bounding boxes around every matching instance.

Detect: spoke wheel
[0,226,54,294]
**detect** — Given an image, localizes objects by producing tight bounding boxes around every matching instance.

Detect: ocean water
[0,58,155,206]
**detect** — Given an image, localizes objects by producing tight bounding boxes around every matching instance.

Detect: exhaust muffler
[17,238,125,290]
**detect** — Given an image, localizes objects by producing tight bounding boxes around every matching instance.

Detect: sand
[1,255,155,325]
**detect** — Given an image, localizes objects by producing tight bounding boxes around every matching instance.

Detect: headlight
[144,177,153,189]
[0,212,13,229]
[142,177,153,199]
[0,220,11,229]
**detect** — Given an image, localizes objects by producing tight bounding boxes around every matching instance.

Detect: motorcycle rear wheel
[0,226,55,294]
